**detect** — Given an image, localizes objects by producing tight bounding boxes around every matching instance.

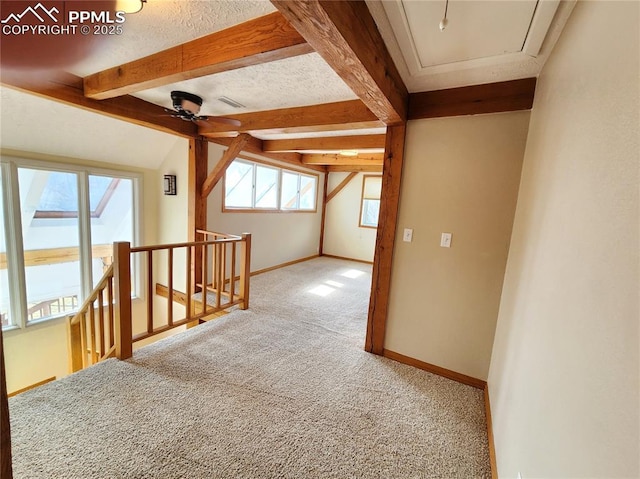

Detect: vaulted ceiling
[0,0,576,170]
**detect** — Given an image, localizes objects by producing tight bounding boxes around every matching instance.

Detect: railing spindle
[186,245,192,320]
[203,242,209,315]
[89,305,96,365]
[79,312,87,368]
[147,250,153,335]
[216,243,222,309]
[230,242,236,301]
[167,248,173,327]
[108,277,114,349]
[240,233,251,310]
[98,289,105,360]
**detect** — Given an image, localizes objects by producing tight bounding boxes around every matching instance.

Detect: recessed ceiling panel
[403,1,538,68]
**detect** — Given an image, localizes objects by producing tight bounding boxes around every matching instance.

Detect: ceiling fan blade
[196,116,241,127]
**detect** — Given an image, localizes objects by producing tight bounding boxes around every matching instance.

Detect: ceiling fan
[165,91,241,127]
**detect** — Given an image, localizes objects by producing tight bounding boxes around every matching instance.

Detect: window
[1,158,140,330]
[359,175,382,228]
[223,159,318,212]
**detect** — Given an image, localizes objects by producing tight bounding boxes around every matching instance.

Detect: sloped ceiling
[0,86,184,170]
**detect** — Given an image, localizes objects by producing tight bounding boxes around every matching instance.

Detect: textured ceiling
[134,53,358,116]
[0,86,184,170]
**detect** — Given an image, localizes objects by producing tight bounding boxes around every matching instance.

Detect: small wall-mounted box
[164,175,177,195]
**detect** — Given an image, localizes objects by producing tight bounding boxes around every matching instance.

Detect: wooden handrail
[67,231,251,373]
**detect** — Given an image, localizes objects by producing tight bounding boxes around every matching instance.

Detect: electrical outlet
[440,232,452,248]
[403,228,413,242]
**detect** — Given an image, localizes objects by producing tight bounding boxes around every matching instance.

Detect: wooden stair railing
[68,232,251,371]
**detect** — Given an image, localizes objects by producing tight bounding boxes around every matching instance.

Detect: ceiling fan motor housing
[171,90,203,115]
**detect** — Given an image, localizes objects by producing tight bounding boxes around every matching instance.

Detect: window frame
[358,174,382,229]
[222,157,319,213]
[0,155,143,332]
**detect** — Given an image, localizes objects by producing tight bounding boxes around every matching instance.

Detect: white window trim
[0,155,143,332]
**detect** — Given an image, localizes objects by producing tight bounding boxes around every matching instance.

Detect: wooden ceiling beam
[409,78,537,120]
[207,136,326,173]
[263,134,386,152]
[202,134,251,198]
[326,165,383,173]
[83,12,314,100]
[1,72,198,138]
[272,0,408,125]
[198,100,382,137]
[302,153,383,166]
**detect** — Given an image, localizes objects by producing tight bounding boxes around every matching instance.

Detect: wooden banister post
[239,233,251,310]
[113,242,133,360]
[67,316,83,373]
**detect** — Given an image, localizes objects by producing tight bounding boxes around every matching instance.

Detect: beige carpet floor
[9,257,491,478]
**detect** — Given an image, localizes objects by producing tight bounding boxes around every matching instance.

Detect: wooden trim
[84,12,312,99]
[302,153,383,166]
[250,255,319,277]
[199,100,382,137]
[263,134,386,152]
[321,254,373,265]
[1,72,197,139]
[319,173,329,255]
[326,172,358,203]
[408,78,537,120]
[382,349,487,390]
[0,243,112,270]
[7,377,56,397]
[484,386,498,479]
[272,1,408,125]
[208,136,325,173]
[201,134,250,198]
[326,165,383,173]
[365,125,406,354]
[155,283,188,307]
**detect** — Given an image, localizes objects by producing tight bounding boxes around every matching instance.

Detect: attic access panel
[384,0,560,76]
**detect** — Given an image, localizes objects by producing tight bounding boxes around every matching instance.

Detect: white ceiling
[0,0,577,168]
[368,0,576,92]
[0,86,185,170]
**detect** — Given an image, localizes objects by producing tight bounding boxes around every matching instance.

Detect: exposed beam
[84,12,313,100]
[409,78,537,120]
[188,138,208,289]
[319,173,329,255]
[366,124,406,354]
[326,165,383,173]
[263,134,386,152]
[1,72,198,138]
[207,136,326,173]
[0,244,111,270]
[326,172,358,203]
[302,153,383,165]
[201,134,251,198]
[272,0,408,125]
[199,100,382,137]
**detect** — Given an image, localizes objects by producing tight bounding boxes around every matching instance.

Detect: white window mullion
[3,162,27,328]
[77,172,93,301]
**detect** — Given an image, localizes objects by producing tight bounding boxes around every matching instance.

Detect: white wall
[488,2,639,477]
[384,111,530,381]
[323,172,378,262]
[207,143,324,272]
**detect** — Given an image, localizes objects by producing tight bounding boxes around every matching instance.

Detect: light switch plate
[440,232,452,248]
[403,228,413,242]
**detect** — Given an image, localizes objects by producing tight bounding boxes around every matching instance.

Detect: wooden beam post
[67,317,84,373]
[365,124,406,354]
[326,171,358,203]
[189,138,208,292]
[113,242,132,360]
[201,133,250,198]
[319,173,329,255]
